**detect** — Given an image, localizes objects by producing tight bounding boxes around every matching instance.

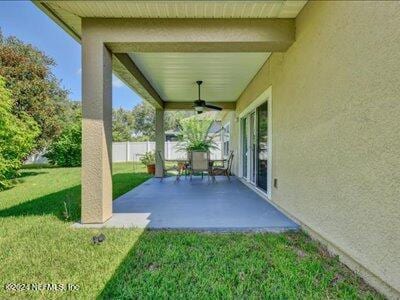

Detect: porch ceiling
[35,1,307,40]
[34,0,304,109]
[129,52,271,102]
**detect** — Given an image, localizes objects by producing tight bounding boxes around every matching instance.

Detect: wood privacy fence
[113,141,223,162]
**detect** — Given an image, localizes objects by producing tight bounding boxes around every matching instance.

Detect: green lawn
[0,163,381,299]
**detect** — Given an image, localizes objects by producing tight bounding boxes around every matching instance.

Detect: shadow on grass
[97,231,381,299]
[21,164,57,169]
[0,171,48,192]
[17,171,48,178]
[0,172,150,222]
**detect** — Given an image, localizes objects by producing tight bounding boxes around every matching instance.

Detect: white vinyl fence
[25,141,223,164]
[113,141,223,162]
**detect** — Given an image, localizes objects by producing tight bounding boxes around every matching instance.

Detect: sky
[0,1,143,109]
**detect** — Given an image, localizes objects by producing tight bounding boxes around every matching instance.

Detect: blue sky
[0,1,142,109]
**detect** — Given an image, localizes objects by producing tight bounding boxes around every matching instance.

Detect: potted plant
[140,151,156,174]
[176,117,218,153]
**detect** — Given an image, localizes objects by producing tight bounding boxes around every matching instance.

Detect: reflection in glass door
[241,118,247,179]
[249,112,256,184]
[257,101,268,192]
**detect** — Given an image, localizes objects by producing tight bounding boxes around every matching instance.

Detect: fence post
[146,141,150,152]
[126,141,130,162]
[166,140,170,160]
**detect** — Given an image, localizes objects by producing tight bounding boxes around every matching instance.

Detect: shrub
[45,122,81,167]
[139,151,155,166]
[0,77,39,189]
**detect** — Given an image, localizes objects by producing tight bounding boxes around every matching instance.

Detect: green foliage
[165,109,194,133]
[0,30,70,150]
[113,108,135,142]
[131,102,156,141]
[44,117,82,167]
[177,117,217,152]
[0,77,39,189]
[139,151,155,166]
[112,103,194,142]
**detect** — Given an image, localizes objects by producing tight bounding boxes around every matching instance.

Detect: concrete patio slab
[74,176,299,232]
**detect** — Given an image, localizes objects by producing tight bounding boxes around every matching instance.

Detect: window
[223,123,230,157]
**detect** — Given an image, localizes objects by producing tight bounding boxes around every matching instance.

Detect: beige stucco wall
[155,109,165,177]
[81,31,113,224]
[234,1,400,297]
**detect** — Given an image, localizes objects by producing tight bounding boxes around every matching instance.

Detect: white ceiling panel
[39,1,307,37]
[129,52,270,102]
[46,1,307,19]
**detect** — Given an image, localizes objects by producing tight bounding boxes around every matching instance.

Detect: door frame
[241,111,257,184]
[238,86,272,199]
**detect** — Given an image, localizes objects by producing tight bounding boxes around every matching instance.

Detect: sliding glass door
[241,101,269,193]
[257,101,268,192]
[249,112,257,184]
[241,118,248,179]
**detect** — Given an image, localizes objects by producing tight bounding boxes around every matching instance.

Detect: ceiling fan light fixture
[192,80,222,113]
[194,105,205,113]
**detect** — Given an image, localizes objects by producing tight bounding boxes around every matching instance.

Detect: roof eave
[32,1,81,42]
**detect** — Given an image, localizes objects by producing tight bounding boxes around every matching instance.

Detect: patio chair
[189,151,211,181]
[157,151,179,182]
[178,152,191,179]
[211,151,234,182]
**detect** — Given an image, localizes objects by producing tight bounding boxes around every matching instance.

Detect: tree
[112,108,135,142]
[165,110,194,132]
[44,109,81,167]
[110,103,195,142]
[131,102,155,141]
[0,77,40,189]
[0,30,70,150]
[128,102,194,141]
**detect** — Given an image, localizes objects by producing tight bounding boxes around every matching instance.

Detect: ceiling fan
[192,80,222,114]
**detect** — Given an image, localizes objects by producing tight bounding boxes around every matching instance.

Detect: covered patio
[76,176,298,231]
[63,15,297,224]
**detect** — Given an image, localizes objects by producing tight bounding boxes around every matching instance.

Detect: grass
[0,163,381,299]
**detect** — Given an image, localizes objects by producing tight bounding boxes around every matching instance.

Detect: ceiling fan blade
[204,103,223,111]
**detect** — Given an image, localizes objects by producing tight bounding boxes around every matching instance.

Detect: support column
[155,108,165,178]
[81,36,113,223]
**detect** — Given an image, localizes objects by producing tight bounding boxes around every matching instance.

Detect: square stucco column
[155,108,165,178]
[81,38,113,224]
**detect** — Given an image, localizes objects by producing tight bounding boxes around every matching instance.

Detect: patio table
[165,158,227,180]
[164,159,189,179]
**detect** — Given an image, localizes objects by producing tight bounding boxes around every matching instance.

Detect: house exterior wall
[230,1,400,297]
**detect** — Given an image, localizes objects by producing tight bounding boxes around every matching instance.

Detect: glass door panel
[250,112,257,184]
[241,117,248,179]
[257,101,268,192]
